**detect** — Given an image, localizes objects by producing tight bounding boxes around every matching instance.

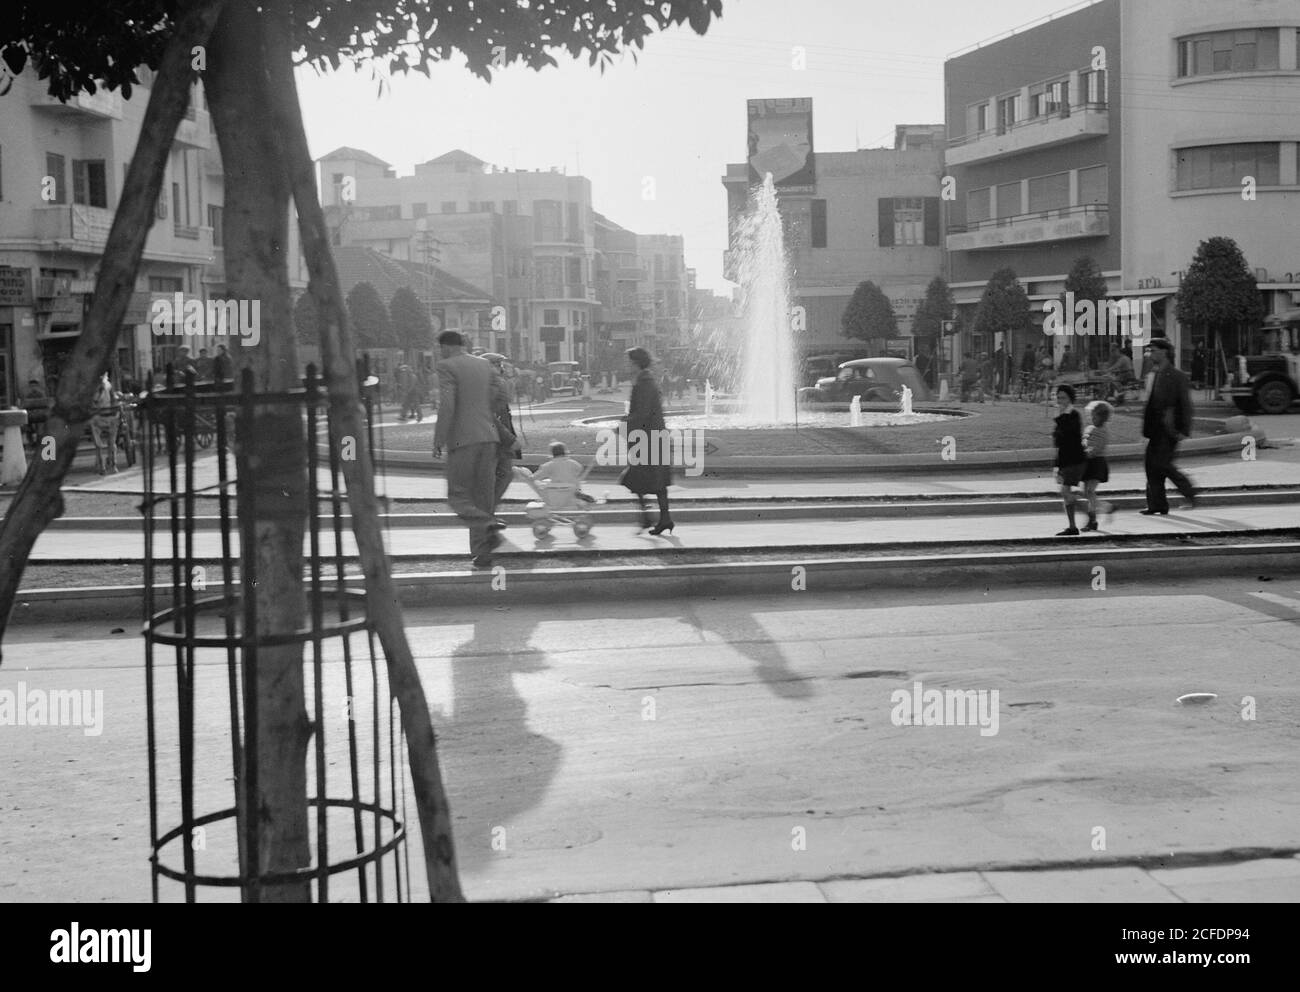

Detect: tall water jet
[732,174,796,423]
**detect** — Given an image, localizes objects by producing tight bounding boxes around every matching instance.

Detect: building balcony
[947,204,1109,251]
[30,88,123,120]
[945,102,1109,167]
[534,282,592,302]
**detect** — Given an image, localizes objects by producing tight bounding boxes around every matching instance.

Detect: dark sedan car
[797,358,933,404]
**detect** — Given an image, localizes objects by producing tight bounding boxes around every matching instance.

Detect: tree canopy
[347,281,394,349]
[841,280,897,343]
[973,267,1031,339]
[2,0,724,100]
[1175,236,1264,332]
[911,276,954,340]
[389,286,432,353]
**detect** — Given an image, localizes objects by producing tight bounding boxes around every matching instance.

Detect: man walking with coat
[1141,338,1197,515]
[433,331,508,566]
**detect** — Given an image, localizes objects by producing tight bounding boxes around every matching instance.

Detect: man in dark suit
[433,331,508,566]
[1141,338,1197,515]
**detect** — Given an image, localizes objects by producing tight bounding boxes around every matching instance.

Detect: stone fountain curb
[370,428,1267,476]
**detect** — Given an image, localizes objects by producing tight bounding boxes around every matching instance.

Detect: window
[811,199,827,248]
[0,145,4,201]
[967,187,992,225]
[441,201,457,213]
[654,255,664,280]
[534,200,563,241]
[1078,165,1108,205]
[149,275,184,293]
[412,202,427,217]
[156,190,167,220]
[1176,143,1280,190]
[544,309,560,325]
[879,198,940,246]
[996,94,1019,133]
[892,197,925,245]
[566,202,580,241]
[967,102,989,136]
[1178,29,1279,76]
[1027,172,1069,214]
[996,181,1022,218]
[1081,69,1107,106]
[208,205,223,247]
[72,160,108,207]
[172,183,181,223]
[45,153,67,204]
[566,256,582,289]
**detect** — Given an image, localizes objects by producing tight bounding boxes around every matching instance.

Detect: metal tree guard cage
[139,364,410,902]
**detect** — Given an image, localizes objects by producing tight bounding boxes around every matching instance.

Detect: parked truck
[1221,308,1300,415]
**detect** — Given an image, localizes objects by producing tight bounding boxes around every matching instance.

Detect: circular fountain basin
[578,408,966,430]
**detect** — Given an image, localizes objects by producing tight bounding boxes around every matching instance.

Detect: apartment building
[723,119,946,361]
[319,147,596,365]
[0,65,308,403]
[944,0,1300,368]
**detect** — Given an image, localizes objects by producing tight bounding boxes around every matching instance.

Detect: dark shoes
[1139,508,1169,516]
[1056,527,1080,536]
[1082,519,1099,532]
[472,528,504,568]
[649,517,675,536]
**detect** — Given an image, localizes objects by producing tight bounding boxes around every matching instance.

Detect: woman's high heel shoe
[649,518,675,536]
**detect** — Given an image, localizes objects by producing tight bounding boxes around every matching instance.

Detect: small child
[529,441,594,502]
[1080,400,1114,531]
[1052,384,1087,536]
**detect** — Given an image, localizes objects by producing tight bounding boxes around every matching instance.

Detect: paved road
[3,574,1297,901]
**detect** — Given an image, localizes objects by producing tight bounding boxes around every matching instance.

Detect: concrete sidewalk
[550,857,1300,902]
[25,502,1300,562]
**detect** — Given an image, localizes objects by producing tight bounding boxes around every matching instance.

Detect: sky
[295,0,1085,294]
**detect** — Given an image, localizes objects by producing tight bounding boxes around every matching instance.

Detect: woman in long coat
[621,347,675,534]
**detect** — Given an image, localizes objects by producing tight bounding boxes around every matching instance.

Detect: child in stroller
[513,441,597,540]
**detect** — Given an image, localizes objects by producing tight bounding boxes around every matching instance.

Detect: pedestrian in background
[622,347,675,535]
[433,331,509,567]
[959,352,980,402]
[1052,384,1086,536]
[486,353,522,510]
[90,373,121,475]
[1140,338,1197,515]
[213,345,234,383]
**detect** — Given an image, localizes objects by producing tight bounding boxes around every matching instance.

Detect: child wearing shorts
[1080,400,1113,532]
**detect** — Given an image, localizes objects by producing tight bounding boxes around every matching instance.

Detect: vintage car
[797,358,933,404]
[547,361,583,396]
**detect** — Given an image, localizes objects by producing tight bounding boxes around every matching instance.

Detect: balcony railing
[947,204,1109,250]
[534,282,589,300]
[174,224,201,240]
[946,101,1109,166]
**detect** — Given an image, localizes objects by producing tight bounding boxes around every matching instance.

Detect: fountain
[732,174,796,423]
[578,176,964,437]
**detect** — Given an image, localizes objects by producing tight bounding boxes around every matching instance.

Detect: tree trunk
[262,0,463,901]
[0,0,227,655]
[205,0,311,902]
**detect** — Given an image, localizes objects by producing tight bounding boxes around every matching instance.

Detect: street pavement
[2,575,1298,902]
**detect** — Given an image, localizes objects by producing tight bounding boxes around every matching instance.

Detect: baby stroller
[512,465,596,540]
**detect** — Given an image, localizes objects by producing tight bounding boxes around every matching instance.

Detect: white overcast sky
[295,0,1074,293]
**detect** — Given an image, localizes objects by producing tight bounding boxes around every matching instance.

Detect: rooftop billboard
[747,98,815,192]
